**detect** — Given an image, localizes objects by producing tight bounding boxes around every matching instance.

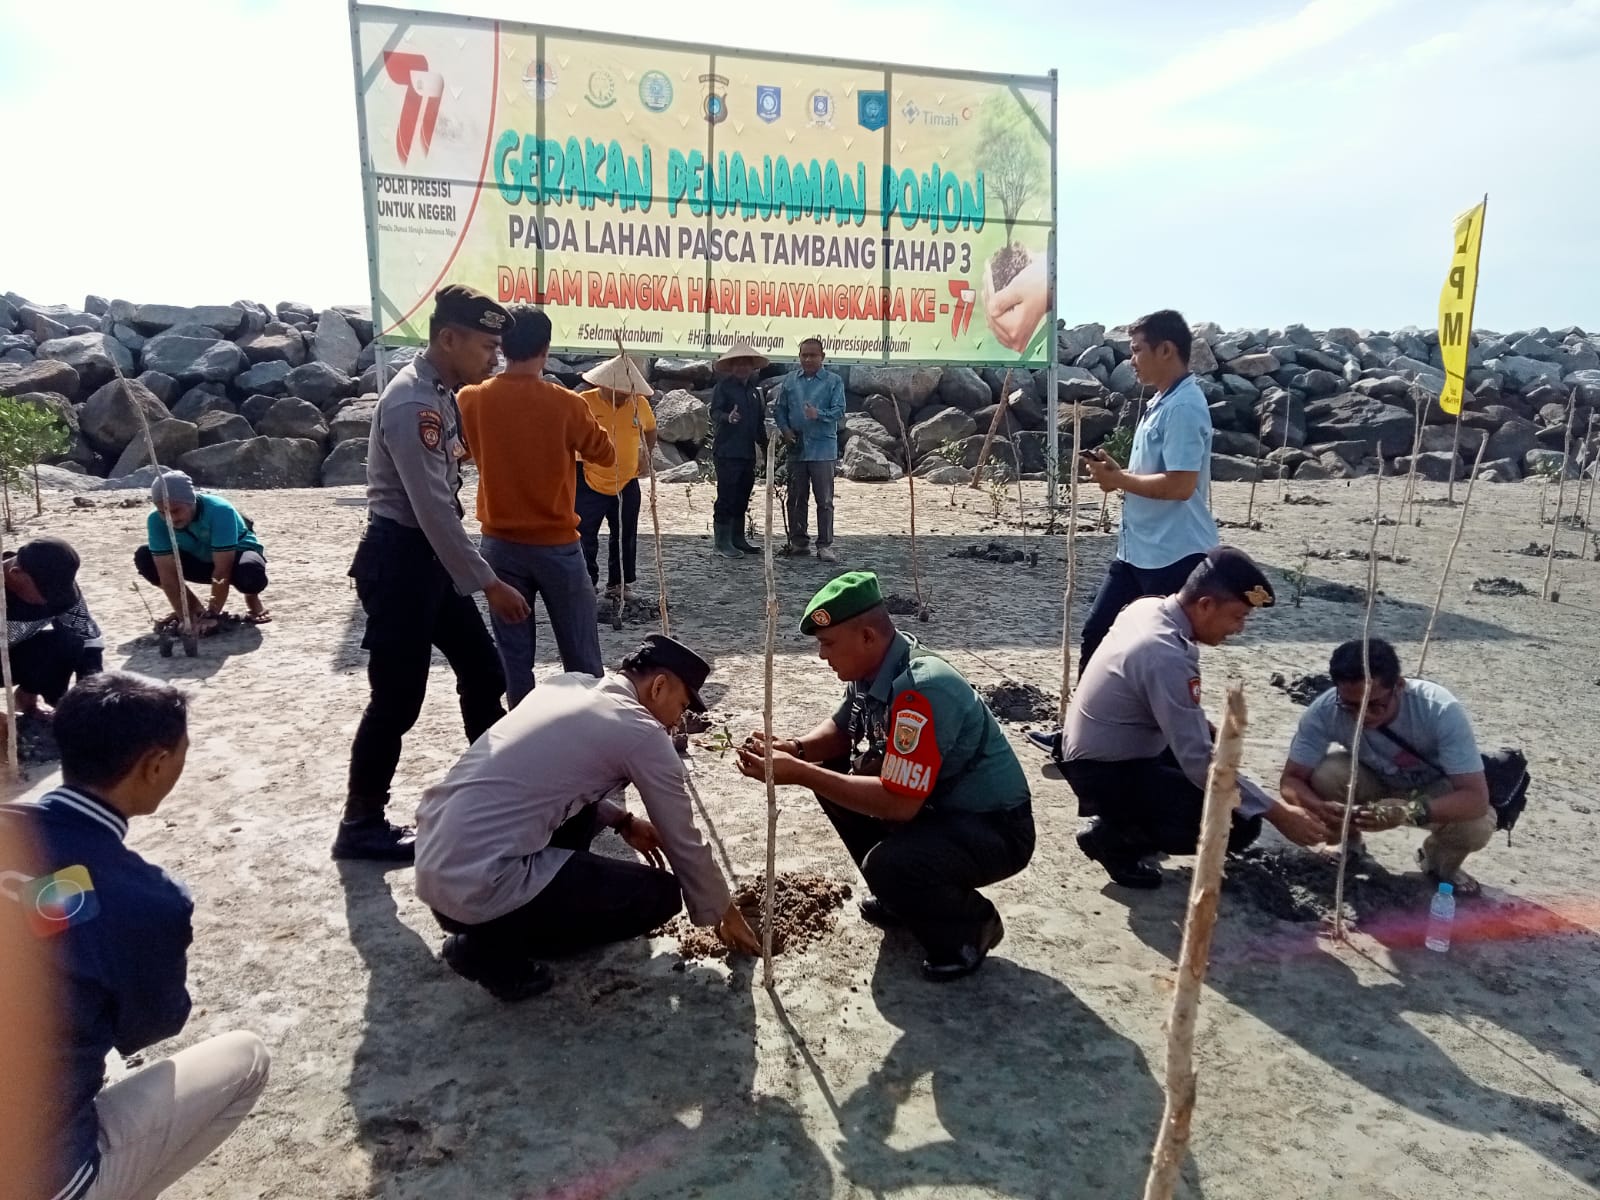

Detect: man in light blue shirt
[774,336,846,562]
[1029,310,1218,761]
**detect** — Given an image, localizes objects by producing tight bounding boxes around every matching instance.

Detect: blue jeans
[481,537,603,706]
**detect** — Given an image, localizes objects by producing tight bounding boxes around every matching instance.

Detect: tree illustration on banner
[974,96,1050,359]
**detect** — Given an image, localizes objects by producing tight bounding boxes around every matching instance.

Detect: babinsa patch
[880,689,941,800]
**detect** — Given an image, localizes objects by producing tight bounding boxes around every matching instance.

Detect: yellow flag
[1437,199,1486,415]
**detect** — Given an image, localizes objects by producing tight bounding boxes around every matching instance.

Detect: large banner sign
[349,5,1057,365]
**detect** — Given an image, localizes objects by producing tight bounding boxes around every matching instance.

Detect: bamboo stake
[968,369,1014,488]
[886,397,924,612]
[1331,463,1384,942]
[1446,410,1465,505]
[1541,390,1578,602]
[1006,406,1028,553]
[1574,414,1596,533]
[122,372,194,643]
[1584,415,1599,536]
[1391,388,1426,559]
[1058,402,1083,720]
[1141,683,1248,1200]
[616,339,669,635]
[1246,458,1260,528]
[760,435,779,989]
[1418,436,1487,675]
[0,526,20,782]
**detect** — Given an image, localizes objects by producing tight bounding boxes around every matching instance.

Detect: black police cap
[629,634,712,712]
[1199,545,1276,607]
[432,284,510,335]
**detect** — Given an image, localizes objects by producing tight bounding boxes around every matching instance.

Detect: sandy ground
[7,467,1600,1200]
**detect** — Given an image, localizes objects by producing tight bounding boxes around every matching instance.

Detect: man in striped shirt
[0,673,268,1200]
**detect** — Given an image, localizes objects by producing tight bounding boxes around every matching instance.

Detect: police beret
[800,571,883,635]
[432,284,510,334]
[1195,545,1276,607]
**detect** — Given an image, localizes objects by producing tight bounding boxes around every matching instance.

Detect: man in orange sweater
[458,307,616,705]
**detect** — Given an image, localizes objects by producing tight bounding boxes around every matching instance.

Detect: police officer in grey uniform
[335,285,533,862]
[1060,546,1319,888]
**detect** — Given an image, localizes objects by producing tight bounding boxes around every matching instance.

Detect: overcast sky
[2,0,1595,333]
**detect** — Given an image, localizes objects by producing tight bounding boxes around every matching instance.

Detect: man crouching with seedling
[135,470,271,636]
[737,572,1034,981]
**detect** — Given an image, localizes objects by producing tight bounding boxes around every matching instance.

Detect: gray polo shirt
[366,354,497,595]
[414,672,731,926]
[1063,596,1271,815]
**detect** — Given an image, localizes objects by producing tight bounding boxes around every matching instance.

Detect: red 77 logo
[947,280,976,337]
[382,51,443,164]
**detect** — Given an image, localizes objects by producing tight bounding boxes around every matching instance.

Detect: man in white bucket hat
[575,354,657,600]
[709,341,771,558]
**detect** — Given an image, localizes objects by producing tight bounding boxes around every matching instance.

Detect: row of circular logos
[520,60,973,130]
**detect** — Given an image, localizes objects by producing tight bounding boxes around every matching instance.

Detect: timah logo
[382,51,443,165]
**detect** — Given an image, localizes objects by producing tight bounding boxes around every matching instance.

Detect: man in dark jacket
[709,341,771,558]
[0,673,269,1200]
[3,537,103,717]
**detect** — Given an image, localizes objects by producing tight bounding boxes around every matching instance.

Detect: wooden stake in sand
[1331,463,1384,942]
[1577,413,1598,536]
[1391,386,1428,559]
[120,371,196,652]
[1541,389,1578,602]
[759,435,780,988]
[887,397,925,613]
[1417,436,1488,676]
[968,369,1013,488]
[1141,683,1248,1200]
[1058,401,1084,721]
[0,522,20,781]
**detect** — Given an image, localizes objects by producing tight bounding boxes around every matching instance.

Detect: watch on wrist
[789,739,806,760]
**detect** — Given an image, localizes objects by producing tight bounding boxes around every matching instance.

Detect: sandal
[1417,848,1481,897]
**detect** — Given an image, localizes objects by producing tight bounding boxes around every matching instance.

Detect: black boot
[921,911,1005,982]
[731,521,760,554]
[1076,819,1162,889]
[440,934,554,1002]
[333,796,417,862]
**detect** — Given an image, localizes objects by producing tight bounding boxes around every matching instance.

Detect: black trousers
[433,806,684,965]
[1061,750,1262,860]
[713,456,756,525]
[575,466,641,589]
[9,629,102,705]
[1079,552,1206,675]
[134,545,269,595]
[345,517,505,813]
[815,758,1035,959]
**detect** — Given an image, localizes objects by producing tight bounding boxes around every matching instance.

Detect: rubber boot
[713,521,744,558]
[731,520,760,554]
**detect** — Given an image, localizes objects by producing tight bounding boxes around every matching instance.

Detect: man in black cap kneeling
[1059,546,1326,888]
[3,537,104,717]
[415,635,759,1001]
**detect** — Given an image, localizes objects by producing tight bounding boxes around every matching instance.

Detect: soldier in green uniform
[736,572,1033,981]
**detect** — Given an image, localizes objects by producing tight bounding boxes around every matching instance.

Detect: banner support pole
[1044,68,1060,511]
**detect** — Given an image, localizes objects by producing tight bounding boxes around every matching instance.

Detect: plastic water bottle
[1425,882,1455,952]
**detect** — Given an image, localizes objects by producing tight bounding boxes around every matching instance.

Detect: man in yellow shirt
[576,356,658,600]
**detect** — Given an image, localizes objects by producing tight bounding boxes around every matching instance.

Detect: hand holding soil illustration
[983,251,1049,353]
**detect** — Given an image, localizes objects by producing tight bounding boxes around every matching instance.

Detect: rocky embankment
[1,292,1595,491]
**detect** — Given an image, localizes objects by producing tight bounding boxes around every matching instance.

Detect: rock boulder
[178,437,324,489]
[653,390,710,444]
[79,378,173,458]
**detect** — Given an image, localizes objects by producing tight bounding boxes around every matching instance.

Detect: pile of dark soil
[1269,672,1332,706]
[1306,548,1410,564]
[595,594,668,625]
[14,712,60,766]
[1511,542,1579,560]
[1215,519,1264,531]
[979,679,1059,723]
[881,593,931,622]
[1472,576,1533,597]
[947,541,1030,564]
[989,243,1031,291]
[1223,846,1425,924]
[1352,515,1398,526]
[1282,494,1329,506]
[663,873,851,960]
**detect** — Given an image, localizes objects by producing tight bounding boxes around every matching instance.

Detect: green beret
[433,283,510,334]
[800,571,883,635]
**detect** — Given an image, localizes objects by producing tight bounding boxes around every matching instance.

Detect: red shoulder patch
[418,409,444,452]
[880,689,942,801]
[1188,676,1202,705]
